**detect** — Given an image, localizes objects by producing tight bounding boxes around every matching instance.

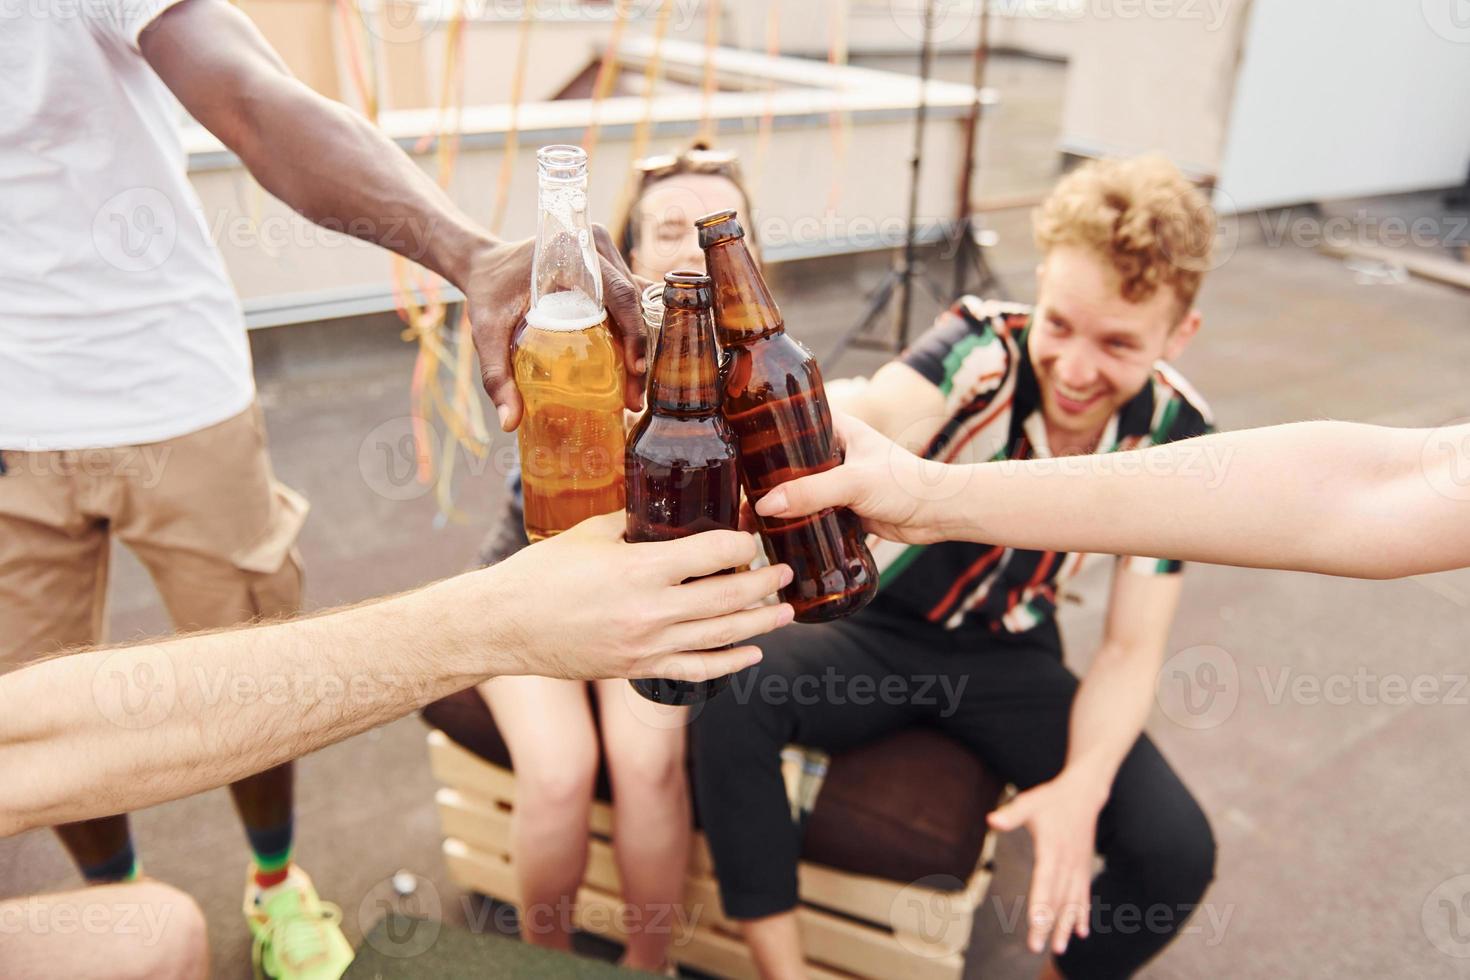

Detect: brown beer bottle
[626,272,741,705]
[697,209,877,623]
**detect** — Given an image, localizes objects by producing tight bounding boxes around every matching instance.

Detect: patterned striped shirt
[868,298,1215,633]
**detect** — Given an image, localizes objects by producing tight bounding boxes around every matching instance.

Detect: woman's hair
[1032,154,1216,314]
[616,139,757,259]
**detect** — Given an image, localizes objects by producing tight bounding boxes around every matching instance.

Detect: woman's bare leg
[479,676,599,952]
[594,678,693,971]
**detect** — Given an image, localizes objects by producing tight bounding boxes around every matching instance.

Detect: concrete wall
[1216,0,1470,210]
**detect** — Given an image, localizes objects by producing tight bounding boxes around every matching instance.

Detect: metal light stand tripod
[949,1,1007,301]
[825,0,948,364]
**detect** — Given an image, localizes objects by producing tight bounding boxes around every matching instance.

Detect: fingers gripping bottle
[514,145,626,541]
[625,272,741,705]
[696,209,877,623]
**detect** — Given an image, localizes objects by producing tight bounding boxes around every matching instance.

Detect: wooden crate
[427,730,996,980]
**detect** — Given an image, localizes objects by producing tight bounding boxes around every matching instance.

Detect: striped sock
[245,818,294,890]
[81,844,141,885]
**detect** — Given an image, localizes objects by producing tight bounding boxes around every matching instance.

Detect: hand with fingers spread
[483,512,794,681]
[754,412,975,545]
[987,775,1102,957]
[463,227,653,432]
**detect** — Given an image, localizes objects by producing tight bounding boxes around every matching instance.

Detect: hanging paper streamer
[826,0,850,213]
[336,0,489,523]
[583,0,633,163]
[697,0,721,144]
[608,0,674,250]
[752,0,780,190]
[489,4,536,235]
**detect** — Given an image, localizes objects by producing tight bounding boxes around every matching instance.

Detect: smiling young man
[693,155,1218,979]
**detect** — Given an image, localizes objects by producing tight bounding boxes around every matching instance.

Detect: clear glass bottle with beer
[625,272,741,704]
[514,145,626,541]
[697,209,878,623]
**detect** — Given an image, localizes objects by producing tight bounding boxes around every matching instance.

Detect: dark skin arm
[139,0,647,427]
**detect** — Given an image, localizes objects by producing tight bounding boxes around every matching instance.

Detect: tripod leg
[825,270,900,365]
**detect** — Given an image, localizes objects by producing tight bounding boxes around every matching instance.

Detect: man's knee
[0,882,208,980]
[123,881,209,980]
[1117,798,1216,906]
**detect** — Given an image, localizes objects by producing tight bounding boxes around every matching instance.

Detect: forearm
[227,76,491,286]
[1058,644,1159,804]
[949,421,1453,578]
[0,574,510,836]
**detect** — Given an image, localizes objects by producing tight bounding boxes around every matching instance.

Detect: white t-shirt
[0,0,255,450]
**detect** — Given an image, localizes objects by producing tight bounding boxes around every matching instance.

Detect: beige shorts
[0,402,308,672]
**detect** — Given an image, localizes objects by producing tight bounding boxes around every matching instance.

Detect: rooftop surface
[4,52,1469,979]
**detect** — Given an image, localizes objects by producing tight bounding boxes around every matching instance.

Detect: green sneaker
[244,865,354,980]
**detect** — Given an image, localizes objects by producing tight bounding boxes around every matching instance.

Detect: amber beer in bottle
[514,145,626,541]
[626,272,740,705]
[697,210,877,622]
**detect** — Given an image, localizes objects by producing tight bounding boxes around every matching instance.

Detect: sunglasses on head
[634,148,742,185]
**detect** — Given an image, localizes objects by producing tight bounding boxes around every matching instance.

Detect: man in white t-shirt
[0,2,648,977]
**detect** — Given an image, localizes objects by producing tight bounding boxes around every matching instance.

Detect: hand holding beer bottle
[626,272,743,704]
[697,210,878,622]
[514,146,628,540]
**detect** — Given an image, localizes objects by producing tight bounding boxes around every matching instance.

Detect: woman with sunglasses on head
[474,143,757,972]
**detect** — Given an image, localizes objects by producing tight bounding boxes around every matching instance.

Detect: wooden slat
[427,731,517,804]
[436,789,512,859]
[799,862,980,956]
[441,840,958,980]
[433,732,981,980]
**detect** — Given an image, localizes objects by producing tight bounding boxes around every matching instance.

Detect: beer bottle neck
[702,237,784,347]
[532,145,602,310]
[648,302,720,415]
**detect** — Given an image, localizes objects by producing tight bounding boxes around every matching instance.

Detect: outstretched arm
[140,0,647,427]
[758,415,1470,579]
[0,516,792,837]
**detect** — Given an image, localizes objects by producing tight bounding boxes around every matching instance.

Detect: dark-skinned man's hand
[463,224,652,431]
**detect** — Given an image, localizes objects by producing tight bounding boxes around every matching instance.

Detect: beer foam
[527,290,605,331]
